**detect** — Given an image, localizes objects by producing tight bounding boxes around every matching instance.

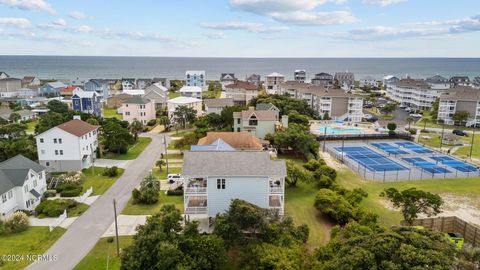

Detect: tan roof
[225,81,258,90]
[440,86,480,101]
[204,98,234,108]
[280,81,358,97]
[198,132,264,150]
[56,119,99,137]
[392,78,431,89]
[233,107,277,121]
[108,93,131,101]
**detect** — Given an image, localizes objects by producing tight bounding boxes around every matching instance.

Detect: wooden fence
[401,216,480,247]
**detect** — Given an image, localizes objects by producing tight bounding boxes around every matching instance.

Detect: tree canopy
[265,123,319,160]
[249,94,316,118]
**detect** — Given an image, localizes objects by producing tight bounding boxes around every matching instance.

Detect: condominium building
[386,78,448,110]
[278,81,363,122]
[265,72,285,94]
[438,86,480,127]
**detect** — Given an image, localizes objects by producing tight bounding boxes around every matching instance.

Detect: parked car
[453,130,468,136]
[405,107,412,112]
[168,174,181,183]
[409,113,422,118]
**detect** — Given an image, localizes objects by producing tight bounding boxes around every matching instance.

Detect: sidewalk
[29,217,78,229]
[94,159,131,169]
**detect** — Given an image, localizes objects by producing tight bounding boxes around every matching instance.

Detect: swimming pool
[317,125,364,135]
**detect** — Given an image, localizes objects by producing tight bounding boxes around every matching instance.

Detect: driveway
[27,133,170,270]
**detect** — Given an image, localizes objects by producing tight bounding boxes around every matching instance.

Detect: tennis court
[371,142,409,155]
[402,157,451,174]
[395,142,434,154]
[335,146,407,172]
[430,156,478,172]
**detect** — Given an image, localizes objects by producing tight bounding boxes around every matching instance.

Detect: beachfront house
[334,72,355,90]
[0,72,9,79]
[246,74,261,88]
[0,155,47,218]
[360,76,378,88]
[152,78,170,89]
[220,73,237,90]
[179,86,203,99]
[72,89,102,117]
[136,79,153,90]
[22,76,41,87]
[204,98,234,114]
[0,78,22,98]
[84,79,110,100]
[121,96,156,125]
[36,118,99,172]
[122,79,136,90]
[233,107,287,139]
[294,69,306,83]
[265,72,285,94]
[186,70,206,90]
[311,73,334,87]
[426,75,450,90]
[383,75,400,88]
[450,76,471,88]
[167,96,203,119]
[225,81,259,105]
[39,81,67,96]
[437,86,480,127]
[182,151,286,217]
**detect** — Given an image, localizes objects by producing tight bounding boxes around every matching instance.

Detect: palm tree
[156,159,166,172]
[406,117,414,130]
[129,119,144,141]
[421,118,430,131]
[159,116,170,132]
[9,112,21,123]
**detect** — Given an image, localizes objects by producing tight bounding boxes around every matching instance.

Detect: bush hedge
[4,212,29,233]
[56,183,83,197]
[166,189,183,196]
[147,119,157,126]
[35,199,77,217]
[102,166,119,177]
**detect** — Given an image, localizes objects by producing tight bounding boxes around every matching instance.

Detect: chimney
[73,115,81,120]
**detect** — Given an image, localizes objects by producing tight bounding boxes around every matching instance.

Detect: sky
[0,0,479,57]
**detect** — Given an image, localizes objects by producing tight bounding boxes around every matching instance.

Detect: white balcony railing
[185,207,207,214]
[269,186,283,194]
[185,187,207,194]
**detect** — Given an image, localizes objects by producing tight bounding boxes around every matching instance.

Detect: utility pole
[322,125,327,152]
[113,199,120,256]
[470,129,476,159]
[163,133,169,174]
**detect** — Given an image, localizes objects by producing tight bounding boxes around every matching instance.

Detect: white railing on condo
[185,187,207,194]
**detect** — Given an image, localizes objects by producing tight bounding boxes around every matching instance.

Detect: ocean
[0,56,479,81]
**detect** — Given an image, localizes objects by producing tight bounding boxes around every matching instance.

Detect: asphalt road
[27,133,169,270]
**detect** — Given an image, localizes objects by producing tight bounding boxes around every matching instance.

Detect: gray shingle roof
[440,86,480,101]
[0,155,45,195]
[124,95,151,105]
[182,151,286,177]
[256,103,278,111]
[233,108,277,121]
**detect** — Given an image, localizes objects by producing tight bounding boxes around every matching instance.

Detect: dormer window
[249,115,258,126]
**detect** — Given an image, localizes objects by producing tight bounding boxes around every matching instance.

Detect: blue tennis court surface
[402,157,451,174]
[372,143,409,155]
[430,156,479,172]
[395,142,433,154]
[336,146,407,172]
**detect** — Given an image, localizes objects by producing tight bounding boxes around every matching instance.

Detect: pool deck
[310,121,379,136]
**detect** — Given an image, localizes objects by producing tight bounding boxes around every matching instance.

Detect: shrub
[167,189,183,196]
[406,128,417,135]
[5,212,29,233]
[147,119,157,126]
[107,237,114,243]
[320,165,337,181]
[0,218,5,235]
[132,174,160,205]
[35,199,77,217]
[55,171,83,186]
[60,187,83,197]
[44,189,57,198]
[102,166,119,177]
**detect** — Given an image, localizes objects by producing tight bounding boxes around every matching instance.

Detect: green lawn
[25,120,37,133]
[152,167,182,180]
[168,91,181,99]
[337,168,480,227]
[122,192,183,215]
[0,227,65,270]
[418,132,477,159]
[73,236,133,270]
[164,153,183,160]
[81,167,125,195]
[102,108,122,119]
[285,182,331,249]
[68,203,90,217]
[103,137,152,160]
[455,135,480,159]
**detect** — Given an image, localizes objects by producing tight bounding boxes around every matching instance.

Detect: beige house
[167,96,202,119]
[122,96,156,125]
[233,107,288,139]
[265,72,285,94]
[204,98,234,114]
[225,81,259,105]
[438,86,480,127]
[106,93,132,109]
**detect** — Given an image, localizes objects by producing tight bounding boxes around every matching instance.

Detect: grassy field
[337,168,480,227]
[285,182,332,249]
[418,132,478,159]
[68,203,90,217]
[81,167,125,195]
[152,166,182,180]
[0,227,65,270]
[122,192,183,215]
[102,108,122,119]
[73,236,133,270]
[25,120,38,133]
[455,135,480,159]
[104,137,151,160]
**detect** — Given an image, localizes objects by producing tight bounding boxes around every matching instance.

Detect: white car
[167,174,181,183]
[409,113,422,118]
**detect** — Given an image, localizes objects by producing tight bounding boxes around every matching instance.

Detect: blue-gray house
[39,81,67,96]
[84,79,109,100]
[72,90,102,117]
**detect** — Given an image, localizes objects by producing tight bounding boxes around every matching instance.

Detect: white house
[265,72,285,94]
[167,96,203,119]
[122,79,136,90]
[182,151,287,217]
[179,86,203,99]
[0,155,47,218]
[35,118,99,172]
[360,76,378,88]
[122,89,145,96]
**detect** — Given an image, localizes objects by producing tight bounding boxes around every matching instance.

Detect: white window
[8,190,13,199]
[1,194,7,203]
[217,179,226,189]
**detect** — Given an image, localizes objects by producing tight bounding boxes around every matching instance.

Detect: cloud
[0,0,55,14]
[200,21,289,33]
[325,14,480,41]
[204,32,227,39]
[52,18,67,27]
[229,0,355,26]
[362,0,406,6]
[69,10,86,20]
[0,17,31,28]
[39,19,95,34]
